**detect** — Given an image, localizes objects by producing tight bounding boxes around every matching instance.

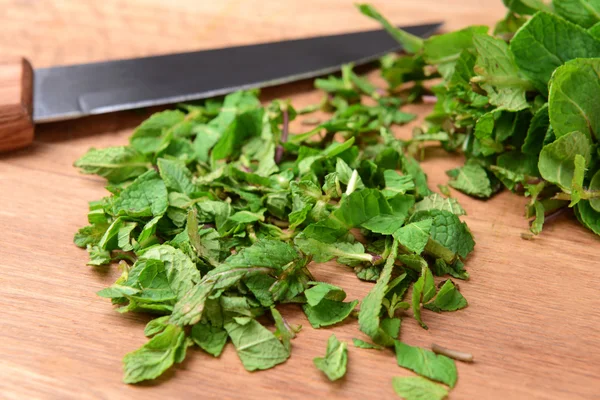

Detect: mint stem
[275,108,289,164]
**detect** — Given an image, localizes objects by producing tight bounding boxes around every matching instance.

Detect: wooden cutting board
[1,1,599,399]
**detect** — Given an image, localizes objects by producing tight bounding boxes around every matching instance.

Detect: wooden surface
[0,58,34,151]
[1,1,599,399]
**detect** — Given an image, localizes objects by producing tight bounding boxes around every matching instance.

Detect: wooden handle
[0,58,34,152]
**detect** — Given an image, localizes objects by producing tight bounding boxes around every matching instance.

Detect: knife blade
[0,22,441,151]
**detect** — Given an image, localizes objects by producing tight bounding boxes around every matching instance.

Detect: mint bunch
[359,1,600,238]
[74,67,473,389]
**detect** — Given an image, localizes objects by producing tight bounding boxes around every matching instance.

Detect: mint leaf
[424,280,468,312]
[510,12,600,94]
[411,266,436,329]
[304,282,347,306]
[522,104,551,155]
[554,0,600,28]
[211,109,264,164]
[224,318,289,371]
[414,194,466,216]
[393,219,433,254]
[549,58,600,141]
[123,324,186,384]
[423,26,489,79]
[538,131,592,191]
[303,299,358,328]
[295,237,373,266]
[313,334,348,381]
[190,322,228,357]
[589,170,600,212]
[358,240,399,346]
[271,307,296,352]
[383,169,416,198]
[395,341,458,388]
[157,158,196,195]
[392,376,449,400]
[130,110,186,155]
[412,209,475,260]
[113,170,168,217]
[74,146,149,183]
[577,200,600,235]
[570,154,587,207]
[472,33,533,111]
[352,338,384,350]
[447,164,493,198]
[225,239,300,269]
[139,244,201,300]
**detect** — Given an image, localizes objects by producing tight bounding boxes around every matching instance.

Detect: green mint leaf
[395,341,458,388]
[139,244,201,300]
[423,26,489,79]
[144,316,171,337]
[447,164,493,198]
[361,214,406,235]
[271,307,296,352]
[86,244,111,266]
[358,240,399,346]
[402,155,433,198]
[303,299,358,328]
[356,4,424,54]
[225,239,299,269]
[549,58,600,141]
[522,104,550,155]
[393,219,433,254]
[424,280,468,312]
[313,334,348,381]
[473,112,504,157]
[157,158,196,195]
[137,216,161,249]
[130,110,186,155]
[190,322,228,357]
[590,21,600,39]
[589,170,600,212]
[554,0,600,28]
[392,376,449,400]
[295,237,373,266]
[224,318,289,371]
[123,324,186,384]
[411,266,436,329]
[383,170,416,198]
[113,170,168,217]
[576,200,600,235]
[211,109,264,165]
[530,200,545,235]
[74,223,109,248]
[472,33,533,111]
[74,146,149,183]
[510,12,600,95]
[414,194,466,216]
[412,209,475,259]
[538,131,592,191]
[570,154,587,207]
[304,282,347,306]
[352,338,384,350]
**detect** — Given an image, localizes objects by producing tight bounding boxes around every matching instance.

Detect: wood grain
[0,57,34,151]
[1,1,599,400]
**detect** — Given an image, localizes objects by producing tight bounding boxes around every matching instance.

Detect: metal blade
[33,23,441,123]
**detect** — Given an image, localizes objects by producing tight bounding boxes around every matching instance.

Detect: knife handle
[0,58,34,152]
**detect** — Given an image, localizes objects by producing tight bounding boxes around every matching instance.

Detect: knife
[0,22,441,152]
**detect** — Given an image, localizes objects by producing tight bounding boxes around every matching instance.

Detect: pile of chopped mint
[360,0,600,238]
[74,76,471,394]
[74,29,472,400]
